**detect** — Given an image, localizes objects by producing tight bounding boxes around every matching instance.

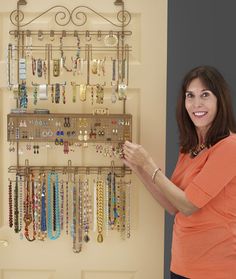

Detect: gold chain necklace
[96,178,104,243]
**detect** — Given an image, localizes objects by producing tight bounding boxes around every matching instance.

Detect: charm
[37,59,42,78]
[96,84,104,104]
[51,84,54,103]
[79,84,87,102]
[43,60,47,79]
[53,59,60,77]
[62,85,66,104]
[104,32,118,47]
[118,82,127,100]
[32,57,36,75]
[33,86,38,105]
[19,82,28,109]
[91,59,98,74]
[111,83,117,103]
[55,83,60,103]
[72,82,76,103]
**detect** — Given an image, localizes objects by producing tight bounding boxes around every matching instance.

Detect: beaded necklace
[78,179,83,250]
[47,172,61,240]
[24,173,36,242]
[19,175,23,232]
[66,181,69,235]
[126,180,131,239]
[40,174,47,235]
[14,174,19,233]
[8,180,13,228]
[190,143,206,158]
[60,181,64,231]
[71,182,76,244]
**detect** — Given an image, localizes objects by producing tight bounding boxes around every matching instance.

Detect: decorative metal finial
[18,0,27,5]
[114,0,124,6]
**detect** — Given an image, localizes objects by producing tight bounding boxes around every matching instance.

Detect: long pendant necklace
[78,179,83,250]
[60,181,64,231]
[14,173,19,233]
[96,177,104,243]
[19,175,23,232]
[39,174,47,240]
[47,172,61,240]
[83,177,91,243]
[126,180,131,239]
[66,181,69,235]
[8,179,13,228]
[24,173,36,242]
[72,182,79,252]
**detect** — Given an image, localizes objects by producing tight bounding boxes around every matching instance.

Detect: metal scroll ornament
[10,6,71,27]
[10,5,131,28]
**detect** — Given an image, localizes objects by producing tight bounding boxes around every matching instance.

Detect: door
[0,1,167,278]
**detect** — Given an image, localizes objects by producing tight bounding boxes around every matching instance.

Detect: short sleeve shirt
[170,134,236,279]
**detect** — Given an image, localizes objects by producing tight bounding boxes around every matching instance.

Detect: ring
[104,34,118,47]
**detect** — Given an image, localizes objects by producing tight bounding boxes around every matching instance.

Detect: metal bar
[9,30,132,36]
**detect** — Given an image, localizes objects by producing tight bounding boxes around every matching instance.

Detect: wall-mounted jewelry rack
[7,1,133,250]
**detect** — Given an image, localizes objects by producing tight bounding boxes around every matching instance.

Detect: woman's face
[185,78,217,135]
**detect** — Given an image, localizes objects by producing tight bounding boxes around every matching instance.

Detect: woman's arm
[129,162,178,215]
[123,141,199,216]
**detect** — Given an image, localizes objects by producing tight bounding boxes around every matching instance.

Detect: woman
[122,66,236,279]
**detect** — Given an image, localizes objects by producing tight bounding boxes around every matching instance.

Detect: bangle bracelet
[151,168,161,183]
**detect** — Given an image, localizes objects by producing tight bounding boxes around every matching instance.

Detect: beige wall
[0,1,167,278]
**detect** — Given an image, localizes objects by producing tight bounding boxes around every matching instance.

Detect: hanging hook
[49,30,55,41]
[85,30,91,41]
[38,30,43,41]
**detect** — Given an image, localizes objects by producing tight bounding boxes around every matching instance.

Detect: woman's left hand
[122,141,157,176]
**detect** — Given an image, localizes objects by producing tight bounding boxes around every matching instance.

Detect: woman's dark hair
[176,65,236,153]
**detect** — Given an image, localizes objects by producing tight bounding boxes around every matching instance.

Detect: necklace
[47,172,61,240]
[190,143,206,158]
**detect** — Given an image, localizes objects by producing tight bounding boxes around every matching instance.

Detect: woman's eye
[185,93,193,98]
[202,92,210,97]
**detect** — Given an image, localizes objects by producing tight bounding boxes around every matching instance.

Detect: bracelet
[151,168,161,183]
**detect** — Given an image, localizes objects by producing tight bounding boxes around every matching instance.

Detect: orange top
[171,134,236,279]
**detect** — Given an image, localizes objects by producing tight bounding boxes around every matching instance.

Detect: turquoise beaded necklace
[47,172,61,240]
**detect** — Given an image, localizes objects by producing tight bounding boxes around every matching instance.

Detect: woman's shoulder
[210,133,236,153]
